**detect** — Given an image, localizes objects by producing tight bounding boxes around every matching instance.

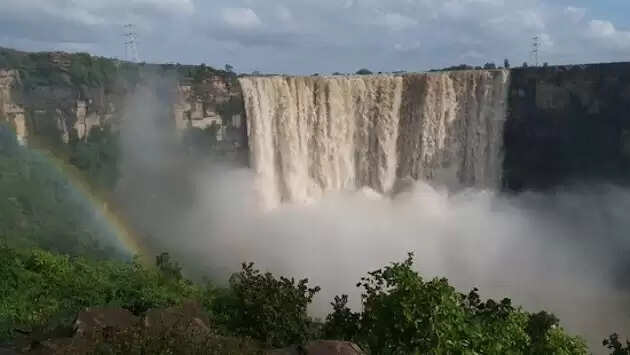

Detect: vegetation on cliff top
[0,47,237,91]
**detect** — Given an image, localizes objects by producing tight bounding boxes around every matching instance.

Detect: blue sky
[0,0,629,74]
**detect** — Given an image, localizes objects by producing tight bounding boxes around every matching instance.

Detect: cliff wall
[0,48,245,151]
[505,63,630,190]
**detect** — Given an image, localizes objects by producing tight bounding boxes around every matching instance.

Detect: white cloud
[378,12,418,31]
[276,5,293,23]
[539,32,554,48]
[221,8,262,30]
[564,6,586,23]
[394,41,421,52]
[2,0,630,73]
[459,50,485,60]
[587,20,630,49]
[589,20,617,37]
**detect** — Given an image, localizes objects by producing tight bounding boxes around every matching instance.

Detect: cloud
[458,50,485,60]
[221,8,262,30]
[379,13,418,31]
[276,5,293,23]
[564,6,586,23]
[394,41,421,52]
[589,20,616,37]
[0,0,629,73]
[587,20,630,49]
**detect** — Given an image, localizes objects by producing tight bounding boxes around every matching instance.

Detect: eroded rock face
[505,63,630,190]
[1,49,245,151]
[143,301,211,334]
[11,303,364,355]
[0,70,26,145]
[73,307,139,337]
[269,340,365,355]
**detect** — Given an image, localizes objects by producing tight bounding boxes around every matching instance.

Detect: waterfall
[240,70,510,207]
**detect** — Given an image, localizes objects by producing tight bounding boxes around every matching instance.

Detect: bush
[604,334,630,355]
[213,262,320,347]
[0,246,202,341]
[323,253,587,355]
[69,125,121,190]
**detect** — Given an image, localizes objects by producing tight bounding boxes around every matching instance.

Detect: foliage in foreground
[2,245,625,354]
[0,246,201,341]
[212,262,320,348]
[604,333,630,355]
[65,318,263,355]
[322,253,588,355]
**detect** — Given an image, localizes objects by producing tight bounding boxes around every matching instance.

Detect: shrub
[604,334,630,355]
[0,247,201,341]
[323,253,587,355]
[214,262,320,347]
[355,68,372,75]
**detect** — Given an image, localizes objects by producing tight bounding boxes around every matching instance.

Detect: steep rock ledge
[505,63,630,190]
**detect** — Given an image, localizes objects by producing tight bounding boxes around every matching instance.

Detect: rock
[73,307,139,337]
[270,340,365,355]
[143,301,210,333]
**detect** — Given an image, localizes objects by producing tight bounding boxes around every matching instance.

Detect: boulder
[143,301,210,333]
[73,307,139,337]
[270,340,365,355]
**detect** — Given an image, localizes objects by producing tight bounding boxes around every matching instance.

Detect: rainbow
[28,146,153,264]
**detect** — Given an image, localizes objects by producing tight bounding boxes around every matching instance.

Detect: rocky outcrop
[143,301,211,334]
[12,303,260,354]
[504,63,630,190]
[0,70,26,145]
[270,341,365,355]
[73,307,139,337]
[0,48,245,150]
[6,303,364,355]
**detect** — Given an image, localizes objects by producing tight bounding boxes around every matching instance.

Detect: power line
[123,24,140,63]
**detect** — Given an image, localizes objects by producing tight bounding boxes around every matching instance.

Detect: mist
[112,80,630,351]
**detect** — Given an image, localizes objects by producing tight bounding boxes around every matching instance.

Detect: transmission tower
[530,36,540,67]
[123,24,140,63]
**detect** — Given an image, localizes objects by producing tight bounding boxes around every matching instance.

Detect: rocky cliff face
[0,49,245,150]
[0,70,26,144]
[505,63,630,190]
[4,48,630,193]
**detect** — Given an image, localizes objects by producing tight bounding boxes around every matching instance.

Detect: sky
[0,0,629,74]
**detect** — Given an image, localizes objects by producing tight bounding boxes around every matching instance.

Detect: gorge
[2,49,630,351]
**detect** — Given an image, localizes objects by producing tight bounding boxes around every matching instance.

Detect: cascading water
[240,70,510,208]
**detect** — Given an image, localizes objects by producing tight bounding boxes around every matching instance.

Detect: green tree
[355,68,372,75]
[156,252,183,280]
[604,334,630,355]
[0,247,202,341]
[214,262,320,347]
[322,295,360,341]
[323,253,587,355]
